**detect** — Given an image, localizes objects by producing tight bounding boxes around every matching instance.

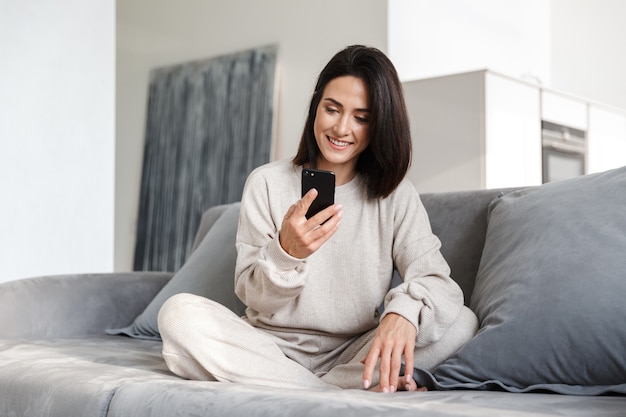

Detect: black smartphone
[301,168,335,219]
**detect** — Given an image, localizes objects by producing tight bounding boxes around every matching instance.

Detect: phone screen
[301,168,335,219]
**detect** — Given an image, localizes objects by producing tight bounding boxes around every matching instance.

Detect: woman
[158,45,478,393]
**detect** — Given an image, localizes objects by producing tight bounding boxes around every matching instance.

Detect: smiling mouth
[328,136,351,147]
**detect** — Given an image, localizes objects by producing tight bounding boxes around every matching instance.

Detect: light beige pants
[157,293,478,390]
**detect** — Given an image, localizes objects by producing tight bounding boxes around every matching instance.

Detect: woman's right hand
[279,189,342,259]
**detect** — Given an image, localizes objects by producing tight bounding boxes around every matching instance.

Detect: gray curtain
[134,45,278,272]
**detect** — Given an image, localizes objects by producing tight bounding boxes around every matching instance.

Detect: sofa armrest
[0,272,172,338]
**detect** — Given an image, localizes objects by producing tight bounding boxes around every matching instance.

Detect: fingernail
[382,387,389,393]
[363,379,370,389]
[405,384,411,391]
[390,385,396,393]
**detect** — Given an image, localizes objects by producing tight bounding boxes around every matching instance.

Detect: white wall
[0,0,115,283]
[388,0,551,84]
[3,0,624,280]
[389,0,626,111]
[115,0,387,271]
[551,0,626,110]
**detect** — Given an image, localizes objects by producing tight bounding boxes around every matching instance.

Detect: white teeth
[329,137,350,147]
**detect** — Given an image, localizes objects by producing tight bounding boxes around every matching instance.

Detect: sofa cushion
[0,336,172,417]
[416,166,626,395]
[106,378,626,417]
[420,189,513,305]
[108,203,245,340]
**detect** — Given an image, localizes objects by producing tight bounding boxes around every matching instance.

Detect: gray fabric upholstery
[418,166,626,395]
[1,184,625,416]
[420,189,514,305]
[0,336,171,417]
[2,335,624,417]
[191,203,232,250]
[0,272,172,338]
[108,203,245,340]
[107,379,626,417]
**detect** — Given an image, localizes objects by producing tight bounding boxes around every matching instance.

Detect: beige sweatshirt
[234,159,464,347]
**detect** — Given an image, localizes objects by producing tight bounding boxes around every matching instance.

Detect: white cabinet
[587,104,626,174]
[403,70,626,193]
[403,70,542,192]
[484,74,542,189]
[541,90,588,131]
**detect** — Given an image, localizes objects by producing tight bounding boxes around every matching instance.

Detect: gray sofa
[2,168,625,417]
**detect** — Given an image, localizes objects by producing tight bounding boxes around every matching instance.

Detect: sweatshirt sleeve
[381,181,464,347]
[234,168,309,315]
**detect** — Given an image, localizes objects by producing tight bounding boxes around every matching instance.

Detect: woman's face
[313,75,370,181]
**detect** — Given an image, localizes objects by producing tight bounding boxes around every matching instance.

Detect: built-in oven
[542,120,586,183]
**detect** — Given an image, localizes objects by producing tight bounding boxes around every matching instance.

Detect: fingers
[379,343,392,392]
[389,344,405,392]
[292,189,338,228]
[306,207,342,252]
[279,193,342,259]
[365,340,403,393]
[362,314,417,393]
[403,341,415,390]
[361,344,378,390]
[294,188,318,218]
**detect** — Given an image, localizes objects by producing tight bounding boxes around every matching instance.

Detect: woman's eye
[325,106,339,114]
[355,115,369,124]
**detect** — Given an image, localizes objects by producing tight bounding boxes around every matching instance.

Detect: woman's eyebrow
[323,97,370,113]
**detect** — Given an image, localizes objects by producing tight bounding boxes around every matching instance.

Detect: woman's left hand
[362,313,416,393]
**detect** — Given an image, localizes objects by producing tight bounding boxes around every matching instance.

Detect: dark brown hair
[293,45,411,199]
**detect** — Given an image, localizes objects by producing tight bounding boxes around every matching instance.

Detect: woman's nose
[333,116,350,136]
